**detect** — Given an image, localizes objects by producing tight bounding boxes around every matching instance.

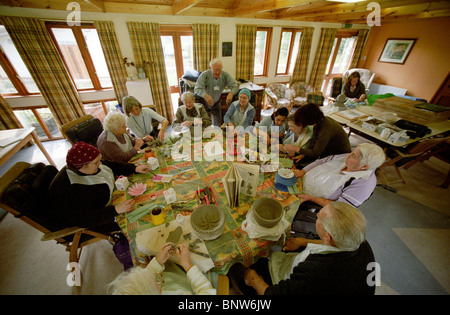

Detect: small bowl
[252,197,283,228]
[190,205,225,240]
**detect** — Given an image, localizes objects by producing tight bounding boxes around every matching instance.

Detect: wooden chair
[0,162,111,263]
[379,136,449,185]
[61,114,103,147]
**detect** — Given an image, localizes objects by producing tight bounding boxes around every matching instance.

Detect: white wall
[1,6,368,108]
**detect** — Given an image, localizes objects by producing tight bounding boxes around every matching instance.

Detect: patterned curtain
[94,21,128,104]
[290,27,314,84]
[0,95,23,130]
[0,16,86,126]
[192,23,219,72]
[349,29,369,69]
[308,28,337,91]
[127,21,173,121]
[236,24,257,82]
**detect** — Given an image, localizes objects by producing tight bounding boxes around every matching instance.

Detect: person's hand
[205,94,214,106]
[176,243,193,272]
[158,129,165,142]
[115,199,135,214]
[226,92,233,105]
[283,144,299,154]
[292,154,305,163]
[181,121,193,127]
[283,237,309,251]
[134,138,144,150]
[293,169,306,178]
[143,135,154,142]
[155,243,174,266]
[135,164,151,174]
[244,269,260,286]
[298,194,313,202]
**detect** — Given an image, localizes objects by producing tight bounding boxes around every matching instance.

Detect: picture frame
[378,38,416,64]
[222,42,232,57]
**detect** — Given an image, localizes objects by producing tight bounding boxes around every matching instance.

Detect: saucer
[275,173,297,186]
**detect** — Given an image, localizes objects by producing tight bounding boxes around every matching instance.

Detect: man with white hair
[293,143,386,208]
[194,59,239,126]
[240,202,376,295]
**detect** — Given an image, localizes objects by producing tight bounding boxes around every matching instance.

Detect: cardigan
[265,241,375,295]
[49,160,136,229]
[299,116,351,160]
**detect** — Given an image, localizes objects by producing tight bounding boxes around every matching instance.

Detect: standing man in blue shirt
[194,59,239,126]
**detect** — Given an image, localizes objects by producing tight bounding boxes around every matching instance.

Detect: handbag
[290,201,322,240]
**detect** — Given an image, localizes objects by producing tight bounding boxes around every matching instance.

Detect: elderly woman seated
[224,88,255,131]
[294,143,386,208]
[108,243,216,295]
[49,141,151,233]
[123,95,169,142]
[97,111,144,163]
[172,92,211,135]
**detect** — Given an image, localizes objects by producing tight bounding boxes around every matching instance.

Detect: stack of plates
[274,168,297,192]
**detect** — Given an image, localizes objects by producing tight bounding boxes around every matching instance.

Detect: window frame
[159,24,193,94]
[253,27,272,78]
[275,28,302,76]
[323,29,359,96]
[46,22,111,92]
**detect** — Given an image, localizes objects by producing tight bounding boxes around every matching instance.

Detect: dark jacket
[299,116,351,161]
[49,160,135,229]
[265,241,376,295]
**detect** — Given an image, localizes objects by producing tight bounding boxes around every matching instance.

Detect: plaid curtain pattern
[192,23,219,72]
[126,21,174,121]
[0,95,23,130]
[94,21,128,104]
[308,28,337,91]
[349,29,369,69]
[0,16,85,126]
[236,24,257,82]
[290,27,314,84]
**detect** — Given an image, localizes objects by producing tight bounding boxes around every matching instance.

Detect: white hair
[209,59,222,67]
[107,266,160,295]
[181,91,195,103]
[358,143,386,171]
[103,111,127,133]
[321,202,367,250]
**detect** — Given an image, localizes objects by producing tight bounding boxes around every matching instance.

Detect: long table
[113,137,301,275]
[329,106,450,148]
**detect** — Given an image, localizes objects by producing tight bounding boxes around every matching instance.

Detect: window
[254,27,272,77]
[323,30,358,96]
[276,29,302,75]
[160,25,193,112]
[0,25,39,95]
[47,23,112,91]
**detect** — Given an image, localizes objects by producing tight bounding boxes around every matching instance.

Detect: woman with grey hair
[97,111,144,163]
[122,95,169,142]
[108,243,216,295]
[238,202,376,295]
[172,92,211,134]
[293,142,386,208]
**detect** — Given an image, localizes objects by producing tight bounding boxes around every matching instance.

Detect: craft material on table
[114,136,302,274]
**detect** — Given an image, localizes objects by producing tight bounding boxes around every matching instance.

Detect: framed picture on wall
[222,42,232,57]
[378,38,416,64]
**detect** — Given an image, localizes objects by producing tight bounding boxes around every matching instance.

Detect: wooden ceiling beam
[229,0,322,17]
[172,0,202,15]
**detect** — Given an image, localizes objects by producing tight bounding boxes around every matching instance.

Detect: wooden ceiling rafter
[0,0,449,24]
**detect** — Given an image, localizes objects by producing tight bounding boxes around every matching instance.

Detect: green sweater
[299,116,351,160]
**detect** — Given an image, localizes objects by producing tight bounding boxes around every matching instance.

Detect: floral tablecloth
[113,138,301,275]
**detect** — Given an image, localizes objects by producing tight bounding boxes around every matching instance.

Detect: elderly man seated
[234,202,376,295]
[293,143,386,208]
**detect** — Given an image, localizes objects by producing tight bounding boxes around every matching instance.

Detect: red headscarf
[66,141,100,171]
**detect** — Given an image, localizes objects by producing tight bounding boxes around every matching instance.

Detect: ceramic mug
[151,207,165,226]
